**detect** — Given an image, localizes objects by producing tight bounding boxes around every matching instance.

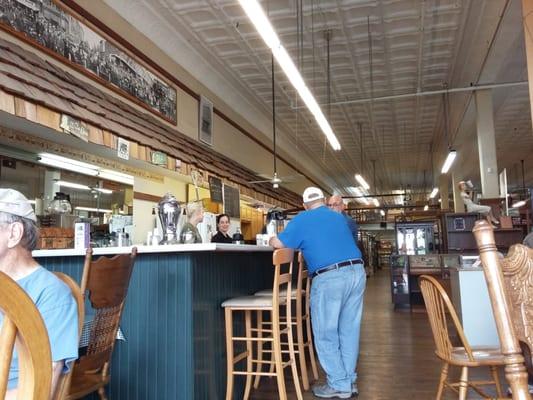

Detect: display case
[390,254,409,310]
[391,253,457,311]
[440,254,461,279]
[396,222,436,255]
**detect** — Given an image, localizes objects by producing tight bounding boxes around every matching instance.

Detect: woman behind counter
[211,214,233,243]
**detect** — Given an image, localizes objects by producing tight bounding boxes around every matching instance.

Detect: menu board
[223,184,240,218]
[208,176,223,203]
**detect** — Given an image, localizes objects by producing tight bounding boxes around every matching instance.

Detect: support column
[474,90,499,198]
[439,175,449,210]
[522,0,533,131]
[452,173,464,213]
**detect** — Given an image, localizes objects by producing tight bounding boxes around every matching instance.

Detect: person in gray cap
[270,187,366,398]
[0,188,78,399]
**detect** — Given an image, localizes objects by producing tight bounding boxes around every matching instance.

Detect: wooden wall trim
[133,191,162,203]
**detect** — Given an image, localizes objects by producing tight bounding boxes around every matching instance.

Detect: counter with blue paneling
[34,244,274,400]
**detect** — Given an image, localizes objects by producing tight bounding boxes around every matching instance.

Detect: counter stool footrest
[250,327,273,333]
[234,371,277,377]
[232,336,273,342]
[232,352,249,364]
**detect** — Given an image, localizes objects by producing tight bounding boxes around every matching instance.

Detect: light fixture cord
[272,53,277,175]
[443,83,450,149]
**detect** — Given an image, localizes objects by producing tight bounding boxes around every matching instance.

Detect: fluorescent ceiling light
[39,153,98,176]
[429,187,439,199]
[39,153,133,185]
[512,200,526,208]
[238,0,341,151]
[380,209,385,216]
[56,180,90,190]
[424,205,429,211]
[441,150,457,174]
[94,188,113,194]
[347,186,369,205]
[75,206,112,213]
[355,174,370,190]
[372,198,379,207]
[98,169,134,186]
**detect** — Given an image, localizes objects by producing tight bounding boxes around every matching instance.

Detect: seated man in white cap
[0,188,78,400]
[270,187,366,399]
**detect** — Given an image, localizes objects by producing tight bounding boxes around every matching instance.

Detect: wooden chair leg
[243,310,253,400]
[436,363,448,400]
[254,310,264,389]
[305,313,319,381]
[97,386,107,400]
[287,322,303,400]
[458,366,469,400]
[490,366,503,398]
[296,300,309,391]
[224,308,235,400]
[268,310,276,376]
[272,311,287,400]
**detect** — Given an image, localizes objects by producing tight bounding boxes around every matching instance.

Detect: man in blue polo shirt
[270,187,366,399]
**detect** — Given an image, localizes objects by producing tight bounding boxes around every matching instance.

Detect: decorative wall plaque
[60,114,89,142]
[117,137,130,160]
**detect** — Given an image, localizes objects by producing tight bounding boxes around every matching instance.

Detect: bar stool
[253,251,318,390]
[221,248,303,400]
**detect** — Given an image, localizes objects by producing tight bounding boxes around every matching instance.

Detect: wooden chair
[222,248,303,400]
[473,219,533,399]
[63,247,137,400]
[419,274,506,399]
[253,251,318,390]
[0,271,52,400]
[52,272,85,400]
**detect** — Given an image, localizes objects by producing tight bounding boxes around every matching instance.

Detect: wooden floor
[250,267,508,399]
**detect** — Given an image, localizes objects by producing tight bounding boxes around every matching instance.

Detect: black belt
[311,258,363,279]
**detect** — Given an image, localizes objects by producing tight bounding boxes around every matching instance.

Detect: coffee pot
[47,192,72,214]
[157,192,181,244]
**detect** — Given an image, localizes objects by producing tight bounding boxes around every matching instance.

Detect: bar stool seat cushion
[253,288,303,298]
[221,295,286,308]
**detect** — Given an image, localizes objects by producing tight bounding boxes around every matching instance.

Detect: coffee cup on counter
[255,234,270,246]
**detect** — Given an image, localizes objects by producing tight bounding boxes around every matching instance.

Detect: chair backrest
[473,220,532,399]
[296,252,310,311]
[51,272,84,400]
[76,247,137,376]
[272,248,295,320]
[0,271,52,400]
[419,274,475,362]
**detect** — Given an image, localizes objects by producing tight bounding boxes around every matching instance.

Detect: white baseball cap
[0,188,36,222]
[302,187,325,203]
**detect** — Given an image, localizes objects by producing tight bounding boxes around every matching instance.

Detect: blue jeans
[310,263,366,392]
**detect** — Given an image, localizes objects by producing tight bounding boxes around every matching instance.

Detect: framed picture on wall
[0,0,177,123]
[199,95,213,146]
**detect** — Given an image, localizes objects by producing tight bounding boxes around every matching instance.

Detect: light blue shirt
[0,267,79,389]
[278,205,362,274]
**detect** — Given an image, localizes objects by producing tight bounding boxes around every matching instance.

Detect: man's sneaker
[312,383,352,399]
[352,382,359,396]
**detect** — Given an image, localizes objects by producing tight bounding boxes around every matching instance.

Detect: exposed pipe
[291,80,527,109]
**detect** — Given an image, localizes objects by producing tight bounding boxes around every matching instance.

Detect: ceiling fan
[248,54,302,189]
